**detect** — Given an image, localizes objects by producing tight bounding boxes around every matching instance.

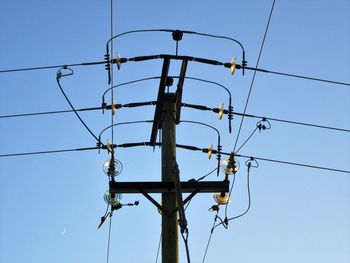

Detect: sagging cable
[56,67,105,149]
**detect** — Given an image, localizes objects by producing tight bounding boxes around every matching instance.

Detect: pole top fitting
[172,30,183,41]
[165,77,174,87]
[162,92,176,102]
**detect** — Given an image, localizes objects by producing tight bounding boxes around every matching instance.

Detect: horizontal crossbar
[109,180,229,194]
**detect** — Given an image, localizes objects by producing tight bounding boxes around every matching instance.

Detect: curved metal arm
[98,120,153,151]
[101,75,233,133]
[105,29,246,75]
[102,77,159,104]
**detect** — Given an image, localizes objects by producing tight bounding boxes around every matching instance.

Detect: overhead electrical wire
[0,146,99,157]
[0,60,106,73]
[56,67,106,148]
[2,104,349,134]
[102,76,232,112]
[233,112,350,133]
[1,12,349,263]
[154,166,218,263]
[2,58,349,87]
[0,107,102,119]
[201,210,219,263]
[214,162,254,231]
[181,230,191,263]
[1,143,349,174]
[106,2,115,262]
[155,234,162,263]
[235,153,349,174]
[180,120,221,176]
[224,172,237,221]
[106,214,113,263]
[98,120,153,143]
[101,75,234,132]
[235,126,259,154]
[204,159,257,262]
[195,167,218,182]
[110,0,115,147]
[243,66,350,86]
[105,29,246,71]
[233,0,276,152]
[226,161,253,221]
[236,119,271,154]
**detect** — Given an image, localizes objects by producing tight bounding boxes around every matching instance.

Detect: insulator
[213,192,230,205]
[103,159,123,177]
[104,191,122,205]
[216,145,222,161]
[208,144,213,159]
[228,106,234,120]
[105,53,111,71]
[218,103,224,120]
[221,157,239,175]
[172,30,183,41]
[230,57,237,75]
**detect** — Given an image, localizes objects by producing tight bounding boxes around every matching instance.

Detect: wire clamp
[245,157,259,168]
[257,118,271,132]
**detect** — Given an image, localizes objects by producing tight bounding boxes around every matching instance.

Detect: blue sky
[0,1,349,263]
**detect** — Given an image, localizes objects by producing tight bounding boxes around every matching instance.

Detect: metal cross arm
[108,180,229,194]
[128,54,227,67]
[150,57,171,146]
[175,59,188,124]
[109,180,229,216]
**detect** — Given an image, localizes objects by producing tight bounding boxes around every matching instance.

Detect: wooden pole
[161,93,178,263]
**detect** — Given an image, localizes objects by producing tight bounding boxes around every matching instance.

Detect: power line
[224,172,237,222]
[0,146,99,157]
[196,167,218,181]
[105,29,246,67]
[180,230,191,263]
[201,211,219,263]
[1,143,349,174]
[2,58,350,88]
[213,163,253,231]
[234,112,350,133]
[2,60,348,89]
[235,126,259,154]
[233,0,276,152]
[56,68,105,147]
[234,153,350,174]
[1,104,349,134]
[155,233,162,263]
[106,214,113,263]
[243,66,350,87]
[236,119,271,154]
[0,107,102,119]
[110,0,115,146]
[0,60,106,73]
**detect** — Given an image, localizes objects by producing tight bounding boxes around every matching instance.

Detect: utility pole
[108,55,229,263]
[161,93,178,263]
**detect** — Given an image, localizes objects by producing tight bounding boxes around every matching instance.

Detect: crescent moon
[61,227,66,235]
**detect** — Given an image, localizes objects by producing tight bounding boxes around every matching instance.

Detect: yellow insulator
[213,192,230,205]
[230,57,237,75]
[218,103,224,120]
[208,144,213,159]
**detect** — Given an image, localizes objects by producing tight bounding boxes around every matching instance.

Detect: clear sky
[0,1,349,263]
